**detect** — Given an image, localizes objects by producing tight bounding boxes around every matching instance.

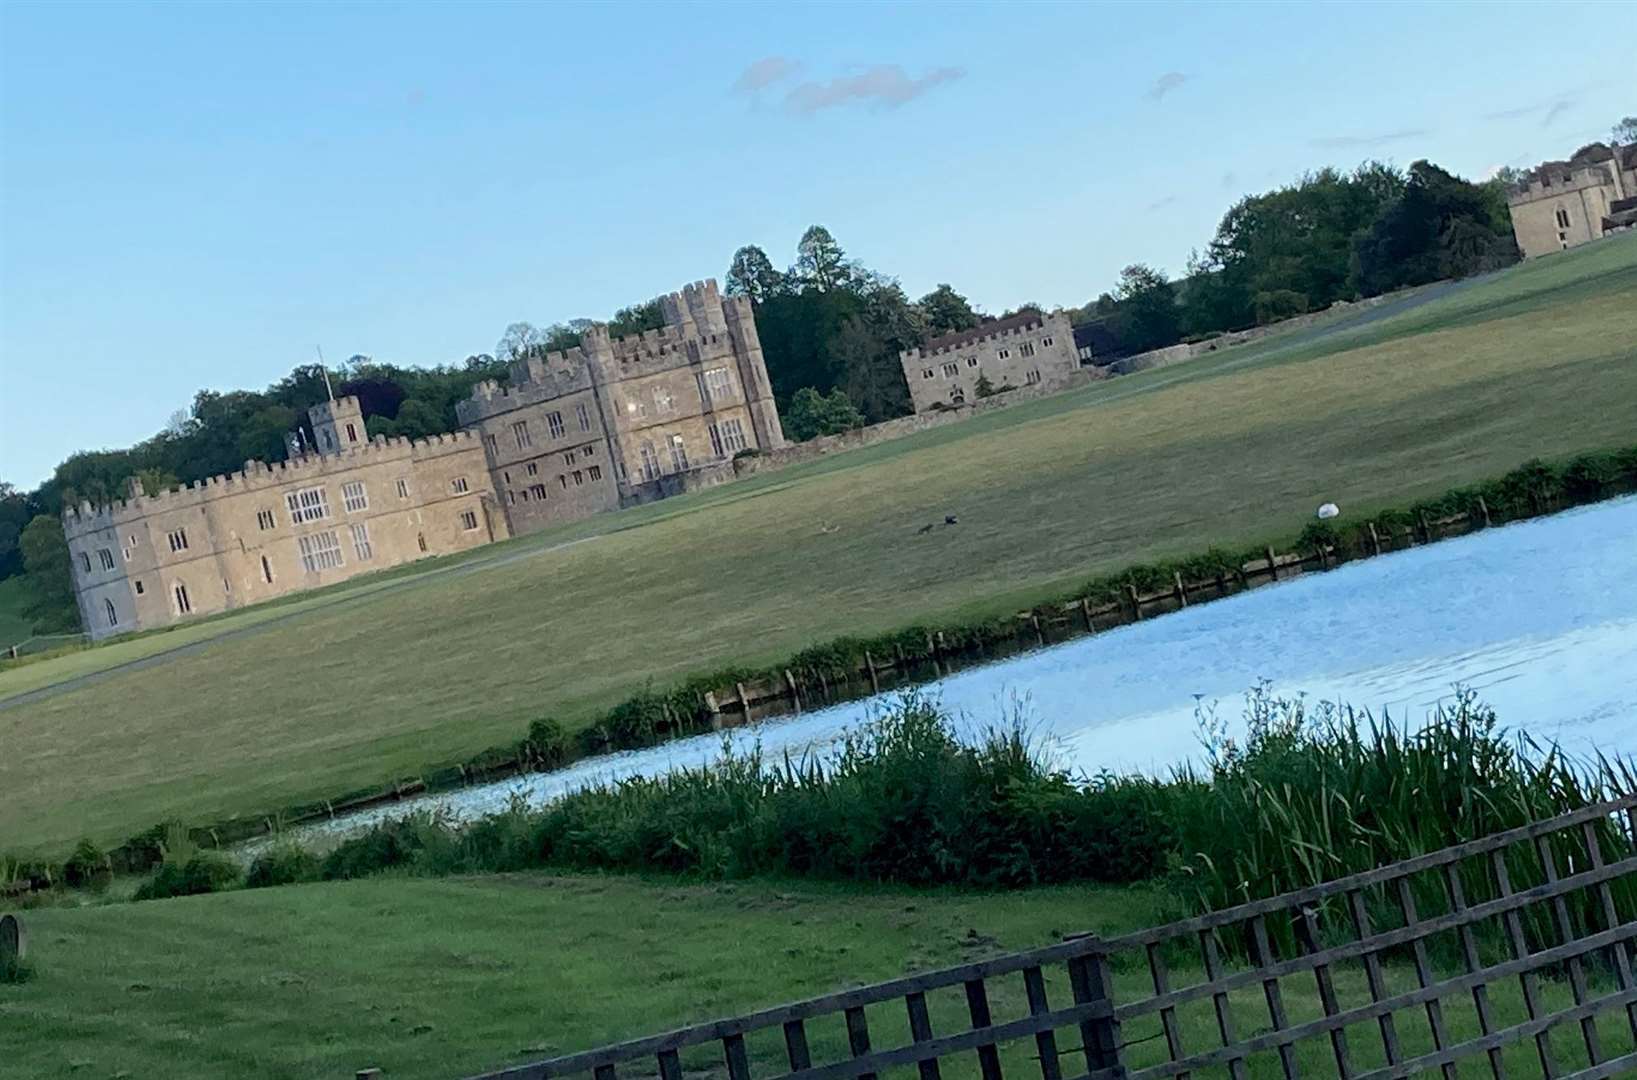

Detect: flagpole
[316,346,335,402]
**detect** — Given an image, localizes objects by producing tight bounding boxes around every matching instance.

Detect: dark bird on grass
[944,515,959,525]
[916,514,960,535]
[916,523,935,535]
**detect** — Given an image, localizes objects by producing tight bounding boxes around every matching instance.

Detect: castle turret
[307,395,367,455]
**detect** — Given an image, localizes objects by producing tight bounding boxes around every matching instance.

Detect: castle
[899,309,1080,413]
[63,279,784,641]
[1506,142,1637,259]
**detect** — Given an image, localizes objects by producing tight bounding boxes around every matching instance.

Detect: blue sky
[0,0,1626,489]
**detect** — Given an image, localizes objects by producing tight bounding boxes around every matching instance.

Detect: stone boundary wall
[1109,288,1411,376]
[733,368,1105,478]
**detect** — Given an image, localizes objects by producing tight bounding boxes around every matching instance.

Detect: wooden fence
[458,795,1637,1080]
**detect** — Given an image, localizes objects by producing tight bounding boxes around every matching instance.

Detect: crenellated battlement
[900,310,1061,364]
[456,360,596,425]
[62,431,485,532]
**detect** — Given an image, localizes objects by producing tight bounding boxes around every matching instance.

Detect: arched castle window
[173,581,192,615]
[104,598,118,627]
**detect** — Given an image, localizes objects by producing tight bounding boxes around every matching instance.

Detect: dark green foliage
[16,515,77,633]
[63,839,107,889]
[1352,161,1518,296]
[0,953,34,984]
[783,387,866,442]
[525,717,569,767]
[974,373,997,398]
[132,852,242,901]
[245,842,321,888]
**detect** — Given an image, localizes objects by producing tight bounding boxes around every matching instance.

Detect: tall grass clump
[288,691,1632,934]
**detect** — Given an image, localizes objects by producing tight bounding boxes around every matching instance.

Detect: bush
[132,851,243,901]
[732,447,761,461]
[63,838,108,889]
[525,717,569,767]
[246,842,321,888]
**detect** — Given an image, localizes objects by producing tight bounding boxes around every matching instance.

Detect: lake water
[283,495,1637,845]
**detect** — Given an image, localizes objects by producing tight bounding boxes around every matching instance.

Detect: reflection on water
[292,496,1637,843]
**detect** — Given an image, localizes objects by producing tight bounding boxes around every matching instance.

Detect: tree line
[3,136,1605,638]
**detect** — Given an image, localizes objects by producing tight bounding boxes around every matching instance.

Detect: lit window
[285,487,330,524]
[256,509,276,530]
[669,434,689,473]
[297,531,344,572]
[396,479,409,498]
[173,581,192,614]
[512,420,532,449]
[105,598,118,627]
[700,367,735,404]
[168,528,190,553]
[98,548,116,571]
[451,477,469,494]
[626,397,648,419]
[547,411,565,438]
[341,481,368,513]
[459,510,479,531]
[351,523,373,560]
[576,402,592,432]
[651,387,673,414]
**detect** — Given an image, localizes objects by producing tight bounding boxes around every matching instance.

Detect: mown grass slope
[7,873,1628,1079]
[3,235,1635,854]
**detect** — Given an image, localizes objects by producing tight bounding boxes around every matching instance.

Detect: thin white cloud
[1146,195,1179,212]
[1311,128,1428,149]
[732,56,801,95]
[784,64,964,114]
[1146,72,1188,102]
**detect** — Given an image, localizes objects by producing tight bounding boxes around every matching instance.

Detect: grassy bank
[3,234,1636,855]
[6,868,1631,1080]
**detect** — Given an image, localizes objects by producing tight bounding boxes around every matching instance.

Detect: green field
[4,872,1623,1079]
[3,235,1636,856]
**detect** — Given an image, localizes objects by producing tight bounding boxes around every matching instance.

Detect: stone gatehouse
[1506,142,1637,259]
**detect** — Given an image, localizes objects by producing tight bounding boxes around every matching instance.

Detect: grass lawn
[4,873,1626,1079]
[3,235,1636,856]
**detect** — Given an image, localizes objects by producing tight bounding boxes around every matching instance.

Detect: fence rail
[458,794,1637,1080]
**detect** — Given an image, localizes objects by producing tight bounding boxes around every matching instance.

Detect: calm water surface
[288,495,1637,843]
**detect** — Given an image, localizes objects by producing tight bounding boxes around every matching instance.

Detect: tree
[725,245,786,303]
[783,387,865,442]
[18,515,78,633]
[974,372,998,398]
[916,284,980,336]
[1613,116,1637,147]
[793,225,851,291]
[495,322,545,363]
[1351,160,1517,296]
[608,300,664,339]
[1112,264,1181,353]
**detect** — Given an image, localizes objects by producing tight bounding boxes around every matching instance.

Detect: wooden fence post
[1367,522,1382,556]
[1068,942,1124,1075]
[1125,584,1141,620]
[1265,547,1279,582]
[1477,496,1492,527]
[862,652,878,694]
[1173,571,1188,607]
[1080,597,1095,632]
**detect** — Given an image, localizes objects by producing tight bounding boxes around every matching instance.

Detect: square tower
[308,396,368,454]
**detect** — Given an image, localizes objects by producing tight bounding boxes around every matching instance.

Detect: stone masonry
[63,394,505,642]
[66,279,786,638]
[1506,142,1637,259]
[456,279,784,534]
[899,310,1080,413]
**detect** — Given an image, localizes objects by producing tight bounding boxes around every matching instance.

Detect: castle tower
[721,293,785,451]
[307,395,367,455]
